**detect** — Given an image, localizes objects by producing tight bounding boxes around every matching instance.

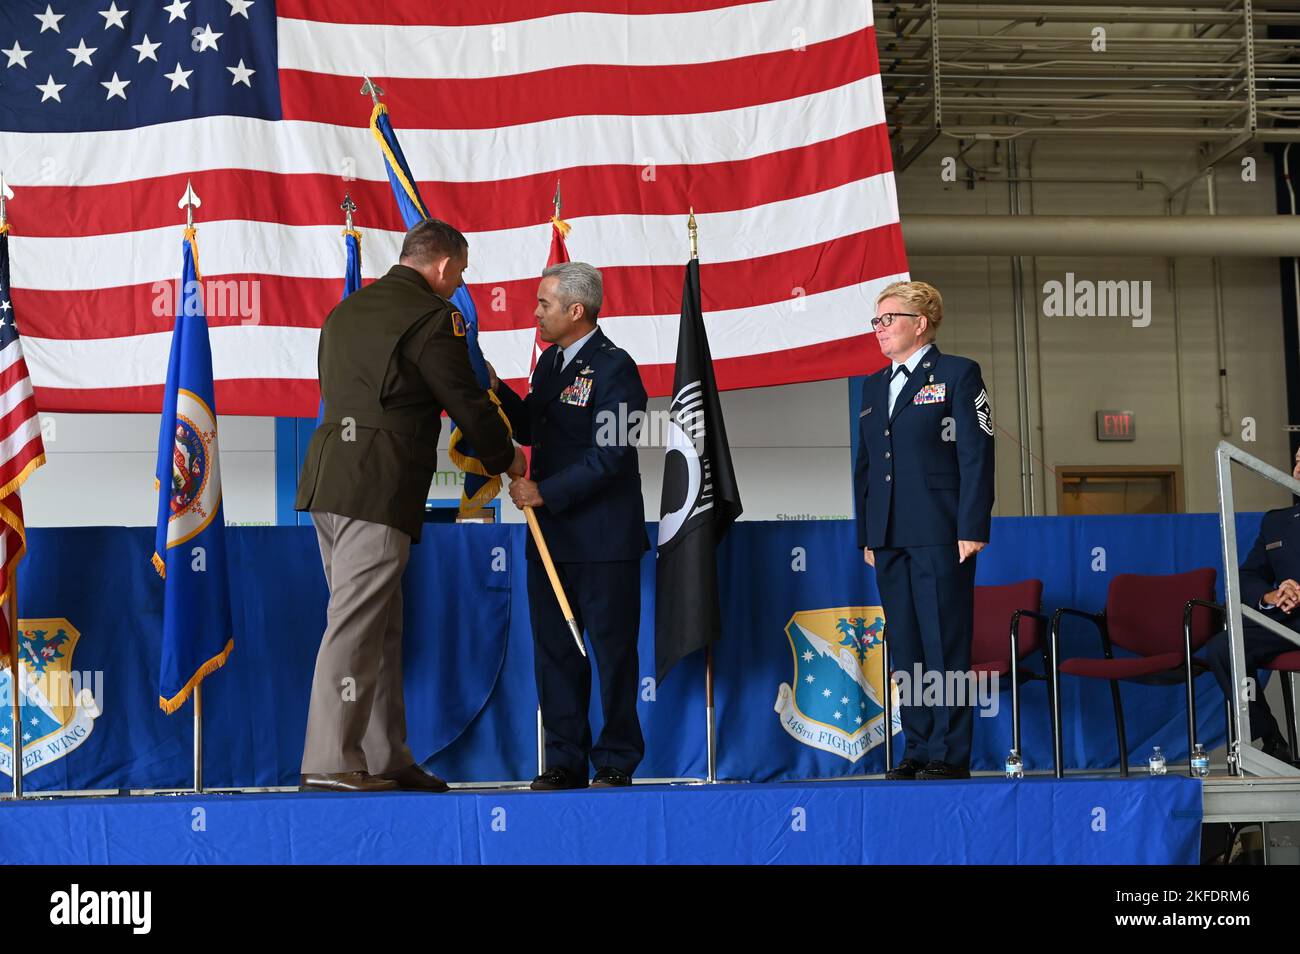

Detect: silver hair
[542,261,603,321]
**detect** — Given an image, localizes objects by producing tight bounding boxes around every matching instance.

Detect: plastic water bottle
[1190,744,1210,778]
[1005,749,1024,779]
[1148,746,1167,776]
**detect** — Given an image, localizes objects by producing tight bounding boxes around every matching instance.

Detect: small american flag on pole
[0,189,48,662]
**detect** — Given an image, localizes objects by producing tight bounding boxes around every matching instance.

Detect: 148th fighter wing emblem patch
[975,389,994,436]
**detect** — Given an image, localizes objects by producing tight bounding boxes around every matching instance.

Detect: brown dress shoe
[299,771,399,793]
[379,764,450,792]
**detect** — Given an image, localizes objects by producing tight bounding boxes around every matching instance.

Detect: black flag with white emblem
[655,258,742,681]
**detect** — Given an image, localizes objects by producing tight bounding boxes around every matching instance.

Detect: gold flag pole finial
[341,192,357,232]
[360,75,385,105]
[688,207,699,261]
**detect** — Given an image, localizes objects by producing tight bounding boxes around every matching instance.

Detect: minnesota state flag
[153,229,233,713]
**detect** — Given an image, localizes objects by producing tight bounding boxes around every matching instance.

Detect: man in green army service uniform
[296,218,525,793]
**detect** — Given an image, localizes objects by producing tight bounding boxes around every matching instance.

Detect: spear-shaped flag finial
[178,179,201,229]
[341,192,357,232]
[360,75,385,105]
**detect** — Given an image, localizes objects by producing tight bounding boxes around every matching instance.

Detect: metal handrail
[1215,441,1300,778]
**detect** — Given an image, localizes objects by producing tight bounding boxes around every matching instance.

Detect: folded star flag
[655,258,742,681]
[0,225,47,665]
[153,230,232,713]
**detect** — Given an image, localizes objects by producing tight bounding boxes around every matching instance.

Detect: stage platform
[1,775,1202,865]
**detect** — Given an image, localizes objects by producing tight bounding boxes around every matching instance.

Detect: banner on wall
[773,607,900,763]
[0,618,100,777]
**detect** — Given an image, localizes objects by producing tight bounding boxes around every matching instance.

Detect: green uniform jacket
[295,265,514,542]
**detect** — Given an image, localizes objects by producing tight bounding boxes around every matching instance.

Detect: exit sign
[1097,410,1136,441]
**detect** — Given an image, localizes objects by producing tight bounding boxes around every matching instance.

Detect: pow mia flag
[655,258,742,681]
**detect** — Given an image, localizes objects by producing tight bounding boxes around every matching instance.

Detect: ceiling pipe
[902,214,1300,256]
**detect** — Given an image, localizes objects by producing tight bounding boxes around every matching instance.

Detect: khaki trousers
[300,511,414,775]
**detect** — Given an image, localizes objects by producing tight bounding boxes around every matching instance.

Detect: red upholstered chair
[970,580,1051,772]
[1048,569,1219,778]
[1261,652,1300,761]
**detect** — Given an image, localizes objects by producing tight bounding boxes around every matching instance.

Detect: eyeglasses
[871,312,919,329]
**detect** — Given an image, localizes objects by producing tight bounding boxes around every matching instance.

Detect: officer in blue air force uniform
[490,262,649,791]
[1200,445,1300,765]
[853,280,995,780]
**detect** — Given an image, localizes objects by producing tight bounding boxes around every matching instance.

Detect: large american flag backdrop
[0,0,904,417]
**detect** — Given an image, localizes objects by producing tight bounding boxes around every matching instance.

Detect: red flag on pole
[520,209,571,472]
[531,214,571,382]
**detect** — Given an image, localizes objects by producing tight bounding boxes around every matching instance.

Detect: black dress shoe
[380,764,450,792]
[300,771,399,793]
[885,757,927,780]
[591,767,632,788]
[530,767,589,791]
[916,760,971,780]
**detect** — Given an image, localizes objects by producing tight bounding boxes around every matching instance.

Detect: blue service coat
[853,345,995,549]
[495,327,649,563]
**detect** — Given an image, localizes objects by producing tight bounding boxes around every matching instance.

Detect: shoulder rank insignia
[974,388,994,436]
[449,310,466,337]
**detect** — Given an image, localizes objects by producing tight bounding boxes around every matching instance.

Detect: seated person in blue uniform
[1201,445,1300,765]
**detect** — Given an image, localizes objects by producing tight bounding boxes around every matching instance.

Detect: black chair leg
[1224,695,1237,777]
[1047,624,1065,779]
[1040,645,1057,775]
[1109,679,1129,777]
[1282,672,1298,761]
[1184,621,1198,776]
[1010,653,1021,760]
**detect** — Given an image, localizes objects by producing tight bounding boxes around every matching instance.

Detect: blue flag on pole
[369,102,505,517]
[318,225,364,424]
[153,230,233,714]
[342,227,362,301]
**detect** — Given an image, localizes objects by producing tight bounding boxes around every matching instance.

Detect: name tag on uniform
[560,377,593,407]
[913,383,946,405]
[1267,540,1283,551]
